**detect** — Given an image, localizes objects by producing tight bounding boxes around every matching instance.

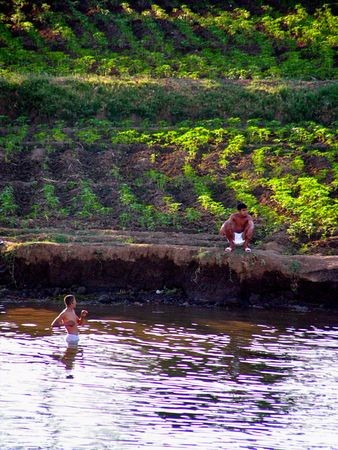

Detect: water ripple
[0,305,337,449]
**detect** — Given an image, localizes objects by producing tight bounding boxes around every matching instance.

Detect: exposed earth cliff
[0,230,336,309]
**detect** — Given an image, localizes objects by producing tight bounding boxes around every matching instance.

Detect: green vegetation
[0,1,337,252]
[0,76,336,126]
[0,3,336,80]
[0,120,28,161]
[0,117,336,246]
[76,180,111,218]
[0,186,17,224]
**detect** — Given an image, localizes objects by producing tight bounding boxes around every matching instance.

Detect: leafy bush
[219,134,245,167]
[268,176,337,239]
[76,181,111,218]
[43,184,60,210]
[184,164,229,220]
[0,124,28,160]
[0,186,17,223]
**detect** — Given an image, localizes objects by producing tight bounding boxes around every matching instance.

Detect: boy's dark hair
[64,294,75,306]
[237,202,247,210]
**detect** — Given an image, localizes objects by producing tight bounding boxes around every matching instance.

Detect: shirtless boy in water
[51,294,88,345]
[220,202,254,253]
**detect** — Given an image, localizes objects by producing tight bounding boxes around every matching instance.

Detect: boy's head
[64,294,76,307]
[237,202,249,216]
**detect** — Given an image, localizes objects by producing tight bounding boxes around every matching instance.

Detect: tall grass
[0,76,336,125]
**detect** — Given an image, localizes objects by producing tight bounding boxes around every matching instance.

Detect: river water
[0,302,337,450]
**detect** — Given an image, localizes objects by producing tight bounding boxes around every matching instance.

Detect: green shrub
[268,176,337,239]
[185,207,201,223]
[76,181,111,218]
[252,147,269,175]
[0,186,17,223]
[146,170,170,190]
[219,135,245,167]
[184,164,228,219]
[76,128,101,145]
[43,184,60,210]
[0,124,28,160]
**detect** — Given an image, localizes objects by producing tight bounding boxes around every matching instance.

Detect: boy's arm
[77,310,88,325]
[51,312,64,328]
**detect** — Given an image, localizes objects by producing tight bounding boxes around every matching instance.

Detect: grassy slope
[0,2,337,253]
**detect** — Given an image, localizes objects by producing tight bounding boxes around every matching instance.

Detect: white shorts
[66,334,79,345]
[234,232,245,245]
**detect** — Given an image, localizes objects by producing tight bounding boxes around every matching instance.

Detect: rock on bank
[0,242,337,307]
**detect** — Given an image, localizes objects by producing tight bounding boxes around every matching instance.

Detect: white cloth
[66,334,79,345]
[234,232,245,245]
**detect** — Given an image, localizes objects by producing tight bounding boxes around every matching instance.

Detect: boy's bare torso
[60,308,79,335]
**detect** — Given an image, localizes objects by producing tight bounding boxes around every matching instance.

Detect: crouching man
[220,202,254,253]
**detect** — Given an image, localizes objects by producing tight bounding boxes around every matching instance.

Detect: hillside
[0,1,337,255]
[0,2,336,80]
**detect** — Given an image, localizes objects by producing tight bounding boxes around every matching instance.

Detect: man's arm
[219,215,234,236]
[219,222,226,236]
[245,217,254,230]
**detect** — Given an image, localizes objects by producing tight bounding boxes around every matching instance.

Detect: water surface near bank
[0,302,337,449]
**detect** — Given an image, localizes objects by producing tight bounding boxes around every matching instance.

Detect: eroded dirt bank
[0,232,337,308]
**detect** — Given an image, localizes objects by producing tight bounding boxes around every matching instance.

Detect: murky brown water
[0,302,337,450]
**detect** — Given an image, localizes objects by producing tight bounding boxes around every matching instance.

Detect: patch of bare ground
[46,76,337,89]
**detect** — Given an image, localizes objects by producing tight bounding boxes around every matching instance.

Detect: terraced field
[0,2,337,253]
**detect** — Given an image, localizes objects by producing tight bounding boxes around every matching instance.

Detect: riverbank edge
[0,240,337,309]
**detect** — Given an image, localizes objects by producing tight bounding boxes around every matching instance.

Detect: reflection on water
[0,303,338,449]
[52,344,83,374]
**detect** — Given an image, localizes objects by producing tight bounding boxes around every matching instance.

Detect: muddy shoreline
[0,238,337,310]
[0,286,335,313]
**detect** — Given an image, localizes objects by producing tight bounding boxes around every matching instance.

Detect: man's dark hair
[237,202,247,210]
[64,294,75,306]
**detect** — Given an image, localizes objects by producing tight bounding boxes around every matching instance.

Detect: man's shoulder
[231,212,241,220]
